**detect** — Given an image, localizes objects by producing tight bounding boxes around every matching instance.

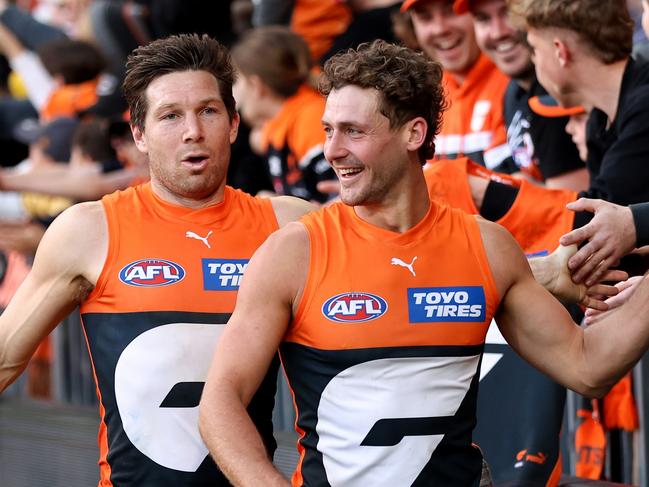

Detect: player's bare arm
[270,195,317,227]
[0,201,107,392]
[199,222,309,486]
[480,218,649,397]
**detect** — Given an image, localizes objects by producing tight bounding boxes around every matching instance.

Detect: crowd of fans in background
[2,0,649,483]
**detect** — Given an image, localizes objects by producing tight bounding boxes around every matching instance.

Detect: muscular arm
[199,223,309,486]
[0,202,107,392]
[481,219,649,397]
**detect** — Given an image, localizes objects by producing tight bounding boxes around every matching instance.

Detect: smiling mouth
[434,38,462,52]
[493,40,518,53]
[338,167,364,179]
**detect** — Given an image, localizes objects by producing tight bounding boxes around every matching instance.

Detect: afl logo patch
[119,259,186,287]
[322,292,388,323]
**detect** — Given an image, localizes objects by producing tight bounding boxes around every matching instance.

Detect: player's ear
[553,36,570,67]
[404,117,427,153]
[229,112,240,144]
[131,124,148,154]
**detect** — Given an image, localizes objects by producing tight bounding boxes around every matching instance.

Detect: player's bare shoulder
[243,219,311,310]
[256,219,310,269]
[474,215,518,247]
[34,200,109,288]
[270,195,318,227]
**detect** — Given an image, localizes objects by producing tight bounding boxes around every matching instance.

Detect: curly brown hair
[508,0,632,64]
[123,34,237,131]
[319,39,446,162]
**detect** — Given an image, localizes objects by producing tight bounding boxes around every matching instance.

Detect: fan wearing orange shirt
[232,26,337,203]
[402,0,514,172]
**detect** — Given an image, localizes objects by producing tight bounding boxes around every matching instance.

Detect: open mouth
[338,167,364,179]
[434,38,463,52]
[181,154,209,167]
[495,40,517,53]
[491,39,523,56]
[185,155,207,163]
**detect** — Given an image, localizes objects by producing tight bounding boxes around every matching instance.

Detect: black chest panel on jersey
[280,342,484,487]
[83,311,278,487]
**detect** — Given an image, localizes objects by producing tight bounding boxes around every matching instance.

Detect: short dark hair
[319,40,445,161]
[38,39,106,84]
[123,33,236,130]
[72,119,116,162]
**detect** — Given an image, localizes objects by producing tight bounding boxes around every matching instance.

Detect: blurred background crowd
[2,0,649,484]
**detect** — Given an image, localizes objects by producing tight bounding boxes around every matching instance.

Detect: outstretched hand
[541,244,628,311]
[583,275,644,326]
[559,198,636,285]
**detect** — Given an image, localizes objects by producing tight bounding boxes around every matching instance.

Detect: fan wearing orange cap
[529,95,588,163]
[401,0,515,174]
[454,0,588,192]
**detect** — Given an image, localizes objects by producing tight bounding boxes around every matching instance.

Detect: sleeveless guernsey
[80,183,279,487]
[282,201,500,486]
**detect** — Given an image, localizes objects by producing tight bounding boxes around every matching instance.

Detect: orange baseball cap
[453,0,471,14]
[402,0,472,13]
[401,0,424,12]
[528,95,585,117]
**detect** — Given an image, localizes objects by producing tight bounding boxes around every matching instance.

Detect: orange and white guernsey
[80,183,280,487]
[282,201,500,486]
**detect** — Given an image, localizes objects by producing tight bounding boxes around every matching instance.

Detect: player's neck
[150,180,227,209]
[353,172,430,233]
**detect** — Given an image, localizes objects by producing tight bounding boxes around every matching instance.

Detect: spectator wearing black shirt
[457,0,587,191]
[556,0,649,284]
[513,0,649,207]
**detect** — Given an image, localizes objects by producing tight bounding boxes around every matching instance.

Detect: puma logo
[391,256,417,277]
[185,230,213,249]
